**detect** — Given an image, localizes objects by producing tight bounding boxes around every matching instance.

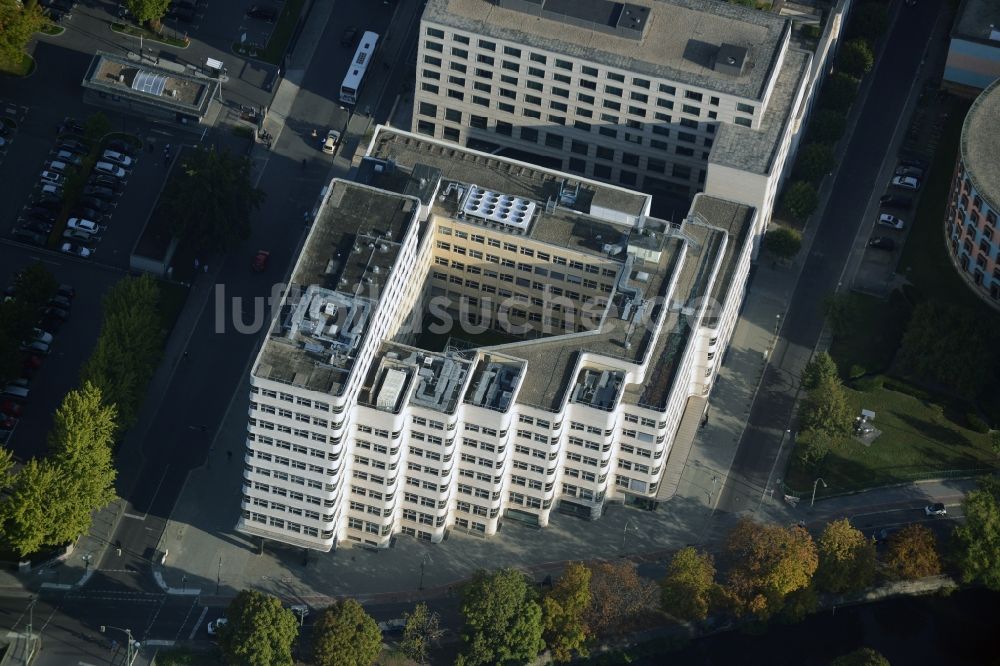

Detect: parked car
[39,170,65,186]
[105,139,134,154]
[11,229,46,246]
[322,129,341,155]
[41,306,69,321]
[49,295,72,310]
[102,150,133,168]
[63,228,99,243]
[924,502,947,516]
[72,207,104,221]
[46,160,71,174]
[56,140,88,155]
[94,162,126,178]
[39,183,63,198]
[895,165,924,179]
[81,186,115,201]
[66,218,99,235]
[54,150,82,166]
[868,236,896,251]
[79,196,111,212]
[340,26,358,47]
[252,250,270,272]
[206,618,227,636]
[25,207,56,222]
[20,220,53,235]
[32,329,54,345]
[898,156,927,169]
[0,400,23,418]
[30,198,61,212]
[891,175,921,190]
[90,175,124,193]
[0,385,29,402]
[19,340,49,355]
[878,213,905,230]
[60,242,93,258]
[57,116,84,135]
[245,4,277,21]
[879,194,912,210]
[56,284,75,300]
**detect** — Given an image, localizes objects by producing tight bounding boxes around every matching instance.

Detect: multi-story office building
[947,77,1000,304]
[237,127,757,551]
[943,0,1000,96]
[412,0,812,226]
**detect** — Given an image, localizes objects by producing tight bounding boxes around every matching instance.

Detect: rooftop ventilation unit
[714,44,748,76]
[460,184,536,231]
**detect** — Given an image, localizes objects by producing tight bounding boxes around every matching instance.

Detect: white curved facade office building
[237,128,756,551]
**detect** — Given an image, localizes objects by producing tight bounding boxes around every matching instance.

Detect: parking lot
[0,248,124,461]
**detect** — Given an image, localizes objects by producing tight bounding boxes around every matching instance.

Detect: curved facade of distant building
[948,78,1000,305]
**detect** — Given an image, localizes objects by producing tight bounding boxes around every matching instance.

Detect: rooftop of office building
[952,0,1000,42]
[709,48,810,175]
[961,77,1000,211]
[82,52,217,116]
[359,343,474,414]
[422,0,790,100]
[253,182,418,396]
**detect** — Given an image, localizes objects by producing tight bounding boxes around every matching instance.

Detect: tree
[782,181,819,221]
[84,112,111,142]
[820,73,860,112]
[793,429,832,471]
[832,647,891,666]
[125,0,171,29]
[723,518,818,621]
[953,477,1000,590]
[0,447,14,490]
[218,590,298,666]
[809,109,848,143]
[839,38,875,76]
[801,352,839,391]
[798,373,853,438]
[586,560,659,637]
[542,562,591,663]
[401,602,443,665]
[848,4,888,42]
[777,583,818,623]
[11,261,57,310]
[47,382,118,544]
[794,142,835,183]
[0,0,45,67]
[824,293,864,339]
[312,599,382,666]
[0,458,65,557]
[897,301,993,399]
[162,146,265,254]
[764,227,802,262]
[458,568,544,666]
[883,524,941,580]
[815,518,876,594]
[660,547,718,622]
[81,275,164,433]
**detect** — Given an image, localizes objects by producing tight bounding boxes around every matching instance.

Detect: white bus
[339,31,380,105]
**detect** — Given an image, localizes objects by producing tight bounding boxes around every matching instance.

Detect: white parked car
[877,213,905,230]
[60,242,93,258]
[32,329,53,345]
[66,217,99,234]
[102,150,133,167]
[207,618,228,636]
[40,170,65,185]
[47,160,70,174]
[20,340,50,355]
[94,161,126,178]
[322,129,341,155]
[55,150,82,165]
[891,175,921,190]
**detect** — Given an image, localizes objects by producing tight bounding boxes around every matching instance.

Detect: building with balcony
[943,0,1000,96]
[237,127,757,550]
[411,0,813,228]
[947,78,1000,304]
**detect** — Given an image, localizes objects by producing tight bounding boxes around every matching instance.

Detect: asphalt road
[716,1,943,514]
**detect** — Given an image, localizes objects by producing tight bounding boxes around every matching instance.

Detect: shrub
[809,109,848,143]
[849,364,866,380]
[820,73,860,112]
[764,227,803,261]
[852,375,884,392]
[782,181,819,221]
[838,38,875,77]
[966,412,990,434]
[794,142,835,184]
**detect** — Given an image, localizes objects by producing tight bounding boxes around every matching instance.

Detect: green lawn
[0,51,34,77]
[110,22,188,48]
[786,385,999,497]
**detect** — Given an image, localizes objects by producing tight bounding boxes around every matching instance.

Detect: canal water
[655,588,1000,665]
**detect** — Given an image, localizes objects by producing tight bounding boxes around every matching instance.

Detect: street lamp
[100,625,138,666]
[772,313,782,351]
[811,477,828,507]
[25,597,37,661]
[418,553,432,590]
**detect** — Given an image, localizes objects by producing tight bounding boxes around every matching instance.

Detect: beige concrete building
[237,128,756,550]
[411,0,818,229]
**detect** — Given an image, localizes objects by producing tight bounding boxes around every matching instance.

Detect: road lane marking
[188,606,208,640]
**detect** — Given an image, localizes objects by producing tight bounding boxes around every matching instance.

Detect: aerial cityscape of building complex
[0,0,998,664]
